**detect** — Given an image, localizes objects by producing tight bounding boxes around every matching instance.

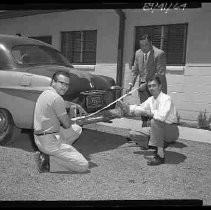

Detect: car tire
[0,109,21,146]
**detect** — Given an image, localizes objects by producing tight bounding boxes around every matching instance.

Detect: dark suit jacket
[129,46,167,93]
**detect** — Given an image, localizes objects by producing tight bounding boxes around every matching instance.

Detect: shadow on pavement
[5,128,187,166]
[125,140,187,150]
[73,128,127,159]
[4,128,127,157]
[165,150,187,164]
[50,161,98,175]
[5,129,38,152]
[168,141,187,149]
[134,149,187,165]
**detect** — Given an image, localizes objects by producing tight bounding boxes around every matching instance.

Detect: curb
[83,118,211,144]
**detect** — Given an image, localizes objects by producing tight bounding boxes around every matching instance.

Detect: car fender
[0,71,52,129]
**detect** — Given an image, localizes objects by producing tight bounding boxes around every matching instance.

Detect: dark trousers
[138,87,152,127]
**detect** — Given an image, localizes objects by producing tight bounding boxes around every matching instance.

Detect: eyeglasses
[57,80,70,87]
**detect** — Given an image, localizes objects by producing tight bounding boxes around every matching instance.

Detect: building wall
[123,5,211,122]
[0,9,119,79]
[0,6,211,122]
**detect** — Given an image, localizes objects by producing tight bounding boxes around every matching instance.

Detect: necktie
[142,53,148,82]
[144,53,148,64]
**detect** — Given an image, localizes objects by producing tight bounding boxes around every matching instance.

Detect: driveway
[0,128,210,205]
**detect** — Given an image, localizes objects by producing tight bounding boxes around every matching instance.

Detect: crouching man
[33,71,89,173]
[117,75,179,165]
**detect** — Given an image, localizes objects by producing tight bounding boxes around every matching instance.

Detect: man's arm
[156,51,166,76]
[130,55,139,85]
[129,99,152,118]
[58,114,71,129]
[126,51,139,93]
[116,99,152,118]
[65,101,88,117]
[155,51,167,93]
[53,97,72,129]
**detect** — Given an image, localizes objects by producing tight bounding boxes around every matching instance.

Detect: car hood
[25,65,115,98]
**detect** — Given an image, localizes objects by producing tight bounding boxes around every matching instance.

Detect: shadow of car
[0,34,121,145]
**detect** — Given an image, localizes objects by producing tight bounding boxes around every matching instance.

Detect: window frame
[61,30,97,65]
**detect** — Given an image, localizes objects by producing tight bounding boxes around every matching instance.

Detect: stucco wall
[123,5,211,122]
[0,6,211,122]
[0,10,119,79]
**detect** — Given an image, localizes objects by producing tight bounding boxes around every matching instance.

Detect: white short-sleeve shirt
[34,88,67,133]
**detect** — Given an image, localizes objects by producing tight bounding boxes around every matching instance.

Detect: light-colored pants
[129,119,179,148]
[34,124,89,173]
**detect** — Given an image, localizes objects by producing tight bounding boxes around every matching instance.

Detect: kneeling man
[34,71,89,173]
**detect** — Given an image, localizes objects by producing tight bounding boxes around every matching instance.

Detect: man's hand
[139,82,147,92]
[126,85,133,94]
[67,102,88,118]
[140,110,153,119]
[75,104,88,116]
[65,101,71,109]
[116,100,130,116]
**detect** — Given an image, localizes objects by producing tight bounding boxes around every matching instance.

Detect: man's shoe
[147,154,165,166]
[35,151,50,173]
[152,148,158,155]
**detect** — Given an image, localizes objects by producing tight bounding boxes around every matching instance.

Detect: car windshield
[11,45,72,67]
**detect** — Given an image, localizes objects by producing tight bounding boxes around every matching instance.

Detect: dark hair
[139,34,152,42]
[147,75,161,85]
[52,71,70,82]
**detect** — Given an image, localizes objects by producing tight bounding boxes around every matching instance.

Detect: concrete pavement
[3,117,210,203]
[83,118,211,144]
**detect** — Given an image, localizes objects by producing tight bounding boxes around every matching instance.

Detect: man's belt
[34,131,58,136]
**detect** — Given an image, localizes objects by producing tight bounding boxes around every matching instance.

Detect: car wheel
[0,109,21,145]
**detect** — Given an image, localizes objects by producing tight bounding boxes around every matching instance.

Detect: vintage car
[0,34,121,145]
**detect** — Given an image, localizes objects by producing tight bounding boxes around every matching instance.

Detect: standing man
[118,76,179,165]
[126,34,167,126]
[33,71,89,173]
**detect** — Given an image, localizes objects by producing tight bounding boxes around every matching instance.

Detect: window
[61,30,97,65]
[29,36,52,45]
[135,24,188,66]
[12,45,71,67]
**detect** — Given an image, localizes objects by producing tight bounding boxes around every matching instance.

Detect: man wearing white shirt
[117,75,179,165]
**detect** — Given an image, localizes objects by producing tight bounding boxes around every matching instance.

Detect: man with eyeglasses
[33,71,89,173]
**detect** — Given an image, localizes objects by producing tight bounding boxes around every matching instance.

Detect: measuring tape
[72,86,140,121]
